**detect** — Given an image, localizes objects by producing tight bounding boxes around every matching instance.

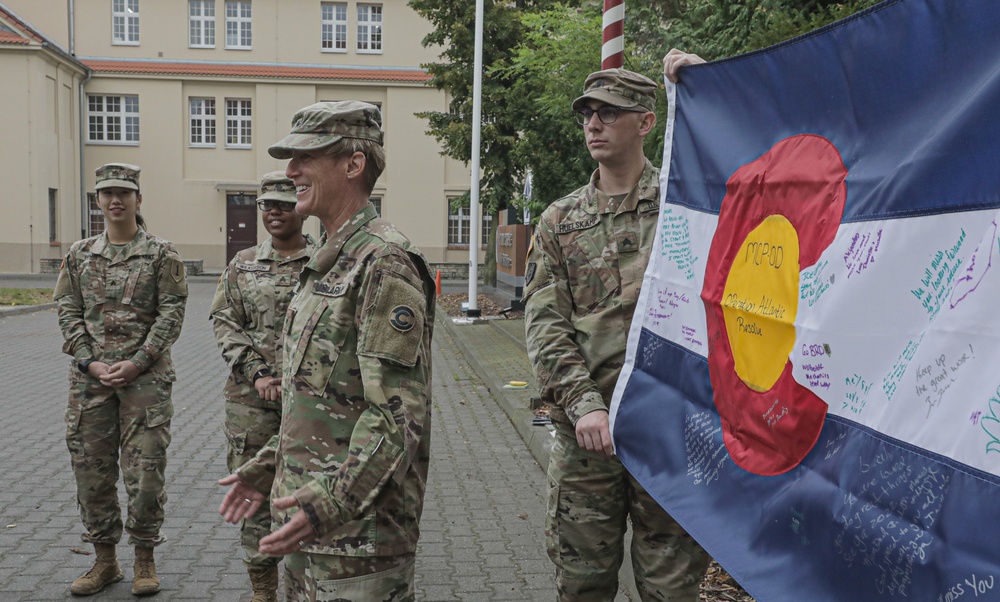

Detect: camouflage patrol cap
[268,100,383,159]
[257,171,297,202]
[95,162,140,191]
[571,68,657,113]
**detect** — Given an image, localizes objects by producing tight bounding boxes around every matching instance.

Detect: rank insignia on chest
[236,263,270,272]
[390,305,416,332]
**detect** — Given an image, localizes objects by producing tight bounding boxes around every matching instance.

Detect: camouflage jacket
[54,229,189,379]
[210,235,317,409]
[523,160,660,425]
[237,204,435,557]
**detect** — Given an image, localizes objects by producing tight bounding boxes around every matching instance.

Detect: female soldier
[54,163,188,596]
[219,101,435,601]
[210,171,315,602]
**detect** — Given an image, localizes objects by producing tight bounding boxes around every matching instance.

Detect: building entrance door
[226,192,257,263]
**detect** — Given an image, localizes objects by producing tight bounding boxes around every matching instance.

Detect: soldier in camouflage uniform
[54,163,188,597]
[210,171,317,602]
[218,101,435,602]
[523,68,711,601]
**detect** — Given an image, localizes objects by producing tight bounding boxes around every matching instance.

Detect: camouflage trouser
[283,552,414,602]
[546,422,710,602]
[224,400,281,568]
[64,370,172,547]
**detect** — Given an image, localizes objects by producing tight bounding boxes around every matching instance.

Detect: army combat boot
[132,546,160,595]
[248,565,279,602]
[70,543,124,596]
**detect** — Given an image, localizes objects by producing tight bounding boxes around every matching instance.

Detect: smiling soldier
[210,171,316,602]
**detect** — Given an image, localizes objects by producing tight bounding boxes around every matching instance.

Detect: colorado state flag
[610,0,1000,599]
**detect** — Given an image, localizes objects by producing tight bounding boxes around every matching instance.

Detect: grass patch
[0,288,53,306]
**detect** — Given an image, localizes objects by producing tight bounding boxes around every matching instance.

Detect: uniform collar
[305,204,378,277]
[92,229,147,263]
[584,159,659,215]
[259,234,319,264]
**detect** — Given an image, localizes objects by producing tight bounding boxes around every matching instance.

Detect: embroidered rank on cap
[390,305,416,332]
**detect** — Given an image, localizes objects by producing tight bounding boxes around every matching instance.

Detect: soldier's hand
[258,496,317,557]
[87,361,113,379]
[101,360,141,387]
[218,473,266,523]
[575,410,614,458]
[663,48,706,83]
[254,376,282,402]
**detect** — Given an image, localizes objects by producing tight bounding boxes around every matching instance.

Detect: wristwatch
[77,358,96,375]
[252,368,271,384]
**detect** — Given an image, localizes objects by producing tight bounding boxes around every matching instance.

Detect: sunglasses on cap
[257,200,296,212]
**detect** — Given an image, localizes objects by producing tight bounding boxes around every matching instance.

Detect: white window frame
[321,2,348,53]
[370,196,382,217]
[189,0,216,48]
[87,94,140,145]
[112,0,140,46]
[447,201,490,247]
[225,98,252,148]
[225,0,252,49]
[189,98,217,147]
[356,3,382,54]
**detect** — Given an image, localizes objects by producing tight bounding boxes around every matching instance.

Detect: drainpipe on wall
[70,0,92,240]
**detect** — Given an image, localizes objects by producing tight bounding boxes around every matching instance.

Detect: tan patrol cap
[95,163,140,191]
[268,100,383,159]
[572,68,658,112]
[257,171,297,203]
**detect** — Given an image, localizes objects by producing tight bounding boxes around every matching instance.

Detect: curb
[435,312,638,601]
[0,302,56,318]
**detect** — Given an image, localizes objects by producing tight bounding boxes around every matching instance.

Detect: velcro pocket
[358,270,425,367]
[145,400,173,428]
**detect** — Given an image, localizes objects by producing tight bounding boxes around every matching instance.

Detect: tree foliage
[409,0,886,220]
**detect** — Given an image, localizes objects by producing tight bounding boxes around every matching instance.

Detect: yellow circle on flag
[721,215,800,392]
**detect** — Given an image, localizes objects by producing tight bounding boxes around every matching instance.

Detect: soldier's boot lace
[132,546,160,596]
[70,543,124,596]
[248,565,279,602]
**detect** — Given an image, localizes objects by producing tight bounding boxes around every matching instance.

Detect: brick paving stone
[0,277,568,601]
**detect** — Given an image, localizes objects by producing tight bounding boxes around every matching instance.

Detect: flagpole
[465,0,484,317]
[602,0,624,69]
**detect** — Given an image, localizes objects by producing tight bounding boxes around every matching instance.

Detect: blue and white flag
[610,1,1000,600]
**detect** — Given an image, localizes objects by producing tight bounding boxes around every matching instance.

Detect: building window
[321,2,348,52]
[225,0,252,49]
[87,193,105,236]
[357,4,382,53]
[48,189,58,243]
[447,201,491,247]
[225,99,252,148]
[189,0,216,47]
[87,94,140,144]
[370,196,382,217]
[112,0,140,45]
[189,98,216,147]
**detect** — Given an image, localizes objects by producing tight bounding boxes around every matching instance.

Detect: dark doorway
[226,192,257,263]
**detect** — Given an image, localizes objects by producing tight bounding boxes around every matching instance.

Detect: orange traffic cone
[435,270,442,296]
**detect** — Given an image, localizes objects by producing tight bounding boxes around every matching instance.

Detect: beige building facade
[0,0,481,274]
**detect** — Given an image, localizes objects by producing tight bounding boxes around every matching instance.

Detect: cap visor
[571,89,641,112]
[267,133,344,159]
[258,191,297,202]
[95,179,139,191]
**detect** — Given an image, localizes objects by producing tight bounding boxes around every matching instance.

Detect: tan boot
[70,543,124,596]
[132,546,160,596]
[247,565,279,602]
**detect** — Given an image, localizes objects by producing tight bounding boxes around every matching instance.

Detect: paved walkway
[0,277,631,601]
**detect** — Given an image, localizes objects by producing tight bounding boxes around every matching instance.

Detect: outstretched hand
[257,496,317,557]
[218,473,266,524]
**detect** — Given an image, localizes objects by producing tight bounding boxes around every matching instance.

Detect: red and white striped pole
[601,0,624,69]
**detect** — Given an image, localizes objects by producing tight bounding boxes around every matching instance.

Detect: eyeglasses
[576,105,645,126]
[257,200,296,212]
